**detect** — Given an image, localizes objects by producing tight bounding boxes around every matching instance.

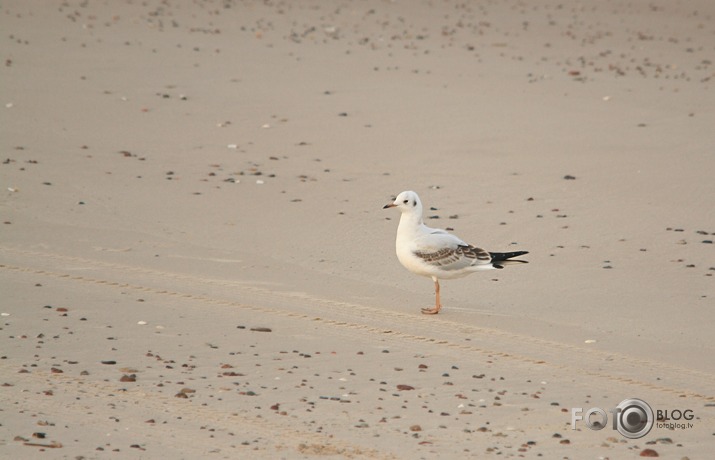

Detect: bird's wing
[413,230,492,271]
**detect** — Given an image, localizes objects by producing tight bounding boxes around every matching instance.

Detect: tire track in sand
[1,245,713,405]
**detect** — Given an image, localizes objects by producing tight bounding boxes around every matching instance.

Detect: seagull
[383,190,528,315]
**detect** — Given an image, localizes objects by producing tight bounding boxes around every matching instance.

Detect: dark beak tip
[383,204,395,209]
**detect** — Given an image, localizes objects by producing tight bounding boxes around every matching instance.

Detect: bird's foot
[421,306,441,315]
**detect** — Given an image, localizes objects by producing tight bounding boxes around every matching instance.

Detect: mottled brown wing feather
[414,245,491,267]
[459,245,492,261]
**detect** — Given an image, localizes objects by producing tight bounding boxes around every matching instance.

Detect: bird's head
[383,190,422,214]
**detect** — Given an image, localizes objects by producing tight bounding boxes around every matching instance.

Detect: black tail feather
[489,251,529,269]
[489,250,529,261]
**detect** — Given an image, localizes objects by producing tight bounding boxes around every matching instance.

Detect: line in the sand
[2,244,713,389]
[1,256,713,403]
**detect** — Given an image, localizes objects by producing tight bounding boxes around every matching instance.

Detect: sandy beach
[2,0,714,458]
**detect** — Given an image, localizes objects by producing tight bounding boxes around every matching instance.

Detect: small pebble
[119,374,136,382]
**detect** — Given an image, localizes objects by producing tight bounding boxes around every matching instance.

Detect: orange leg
[421,279,442,315]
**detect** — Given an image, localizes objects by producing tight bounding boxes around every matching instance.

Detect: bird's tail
[489,251,529,269]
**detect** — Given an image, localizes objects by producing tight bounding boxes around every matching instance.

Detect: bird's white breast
[395,218,444,278]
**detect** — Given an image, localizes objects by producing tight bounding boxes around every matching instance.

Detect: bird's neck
[397,211,424,238]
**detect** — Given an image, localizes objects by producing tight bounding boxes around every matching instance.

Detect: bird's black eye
[403,199,408,204]
[412,200,416,207]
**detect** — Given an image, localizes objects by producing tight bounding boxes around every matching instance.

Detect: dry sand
[1,0,714,458]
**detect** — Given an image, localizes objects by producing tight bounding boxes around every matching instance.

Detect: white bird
[383,190,528,315]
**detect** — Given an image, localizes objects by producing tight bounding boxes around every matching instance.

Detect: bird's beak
[383,203,396,209]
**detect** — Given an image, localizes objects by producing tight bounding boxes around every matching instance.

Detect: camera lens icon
[615,398,654,439]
